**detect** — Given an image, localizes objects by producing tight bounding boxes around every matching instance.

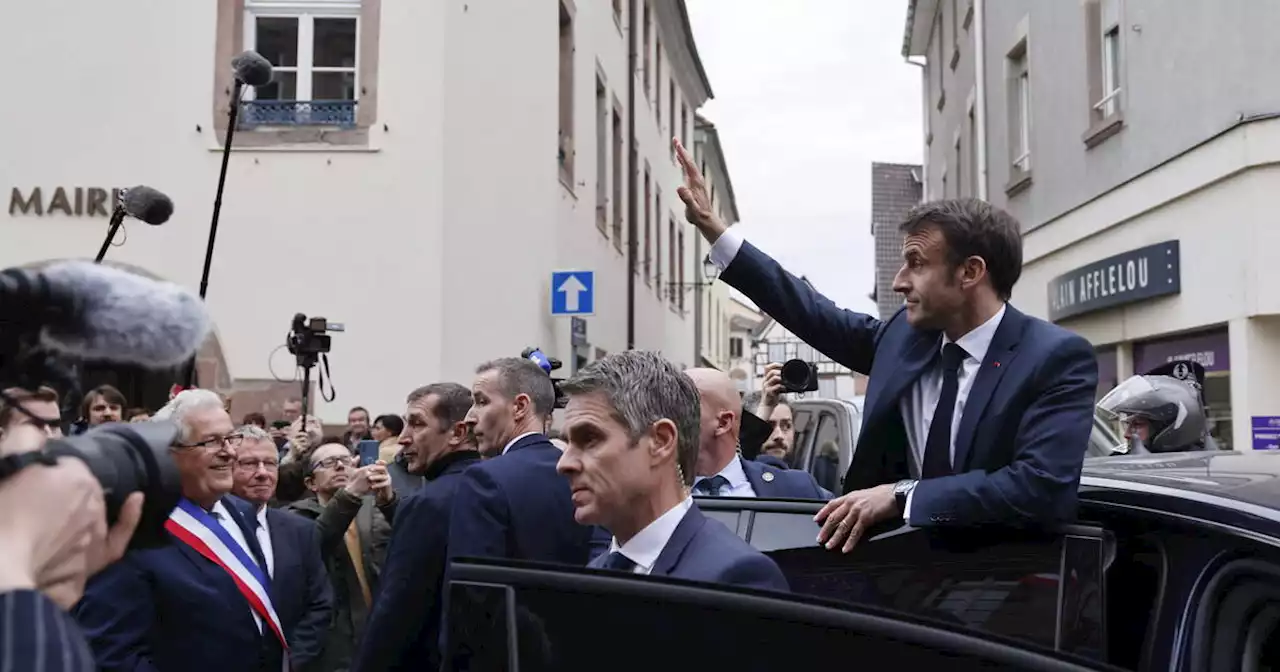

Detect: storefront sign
[1133,329,1230,374]
[1252,416,1280,451]
[1047,241,1181,322]
[9,187,121,217]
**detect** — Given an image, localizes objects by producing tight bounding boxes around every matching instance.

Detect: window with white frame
[245,1,359,103]
[1006,40,1032,175]
[1015,70,1032,171]
[1099,26,1121,118]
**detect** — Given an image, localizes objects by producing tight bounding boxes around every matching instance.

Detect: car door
[441,557,1115,672]
[790,399,860,492]
[696,498,1110,664]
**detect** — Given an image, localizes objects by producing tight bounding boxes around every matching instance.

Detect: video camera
[286,313,343,366]
[0,262,198,550]
[521,347,568,409]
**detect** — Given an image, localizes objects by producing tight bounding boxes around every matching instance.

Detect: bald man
[685,368,832,500]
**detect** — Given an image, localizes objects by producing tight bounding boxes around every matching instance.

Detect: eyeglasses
[176,434,244,450]
[310,455,355,471]
[235,457,279,471]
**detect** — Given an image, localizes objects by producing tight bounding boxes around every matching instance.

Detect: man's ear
[648,418,678,466]
[513,393,532,420]
[958,255,989,290]
[448,421,468,446]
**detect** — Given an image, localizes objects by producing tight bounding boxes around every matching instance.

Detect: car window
[768,528,1064,653]
[791,408,815,466]
[443,563,1106,672]
[809,411,842,493]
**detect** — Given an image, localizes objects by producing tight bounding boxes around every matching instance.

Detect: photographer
[0,423,143,671]
[755,362,797,463]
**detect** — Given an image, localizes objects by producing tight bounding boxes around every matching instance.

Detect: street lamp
[668,255,720,295]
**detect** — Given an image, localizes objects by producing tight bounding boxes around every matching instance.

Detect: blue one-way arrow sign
[551,270,595,316]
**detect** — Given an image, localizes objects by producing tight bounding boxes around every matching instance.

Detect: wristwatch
[893,479,917,514]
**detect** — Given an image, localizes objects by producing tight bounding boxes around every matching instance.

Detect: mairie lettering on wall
[9,187,123,217]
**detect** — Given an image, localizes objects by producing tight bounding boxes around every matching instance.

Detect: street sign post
[551,270,595,316]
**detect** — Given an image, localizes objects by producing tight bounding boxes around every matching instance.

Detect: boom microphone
[94,185,175,263]
[232,50,274,87]
[121,186,174,226]
[0,261,211,368]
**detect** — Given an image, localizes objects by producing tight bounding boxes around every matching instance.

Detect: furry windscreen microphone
[0,262,211,368]
[232,50,274,87]
[120,186,174,225]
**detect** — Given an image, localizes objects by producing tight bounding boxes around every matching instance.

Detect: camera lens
[780,359,813,392]
[44,421,183,549]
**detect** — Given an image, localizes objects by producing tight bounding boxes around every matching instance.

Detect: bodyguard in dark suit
[559,351,789,591]
[231,425,331,671]
[449,358,593,565]
[353,383,481,672]
[674,140,1098,551]
[685,367,831,500]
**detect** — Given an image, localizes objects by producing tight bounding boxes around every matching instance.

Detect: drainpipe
[973,0,989,199]
[904,56,928,200]
[625,0,638,350]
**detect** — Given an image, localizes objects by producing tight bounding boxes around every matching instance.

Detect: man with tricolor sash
[74,389,293,672]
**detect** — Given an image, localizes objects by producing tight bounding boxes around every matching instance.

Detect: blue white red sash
[165,499,289,650]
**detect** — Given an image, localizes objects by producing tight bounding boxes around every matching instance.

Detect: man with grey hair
[557,351,788,590]
[76,389,291,671]
[448,358,592,566]
[229,425,331,671]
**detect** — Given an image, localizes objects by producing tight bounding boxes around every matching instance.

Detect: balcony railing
[238,100,358,129]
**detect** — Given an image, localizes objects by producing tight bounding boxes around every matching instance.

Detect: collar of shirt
[609,497,693,574]
[256,506,269,531]
[694,454,751,493]
[945,303,1007,363]
[501,431,540,455]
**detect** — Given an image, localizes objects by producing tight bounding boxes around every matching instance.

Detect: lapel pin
[993,361,1001,367]
[762,472,775,482]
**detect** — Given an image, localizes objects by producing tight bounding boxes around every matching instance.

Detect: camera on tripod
[286,314,343,366]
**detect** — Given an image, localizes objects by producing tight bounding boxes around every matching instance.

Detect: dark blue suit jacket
[740,456,832,499]
[721,240,1098,527]
[447,433,592,564]
[4,590,96,672]
[74,496,285,672]
[353,450,482,672]
[589,504,789,591]
[261,507,332,670]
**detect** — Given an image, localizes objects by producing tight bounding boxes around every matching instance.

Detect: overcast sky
[685,0,922,315]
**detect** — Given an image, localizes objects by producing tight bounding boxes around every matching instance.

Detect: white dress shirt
[608,497,694,575]
[501,431,540,455]
[709,229,1009,521]
[692,454,757,497]
[255,507,275,579]
[211,501,264,633]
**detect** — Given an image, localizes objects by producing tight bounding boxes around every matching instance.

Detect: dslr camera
[780,358,819,393]
[287,314,343,365]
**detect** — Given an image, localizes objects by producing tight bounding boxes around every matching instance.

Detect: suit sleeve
[353,499,448,672]
[312,490,364,555]
[290,524,333,669]
[447,466,510,560]
[720,554,791,593]
[72,556,161,672]
[4,589,96,672]
[908,335,1098,527]
[719,240,884,374]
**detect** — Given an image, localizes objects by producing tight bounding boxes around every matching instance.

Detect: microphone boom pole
[95,207,128,263]
[186,51,273,388]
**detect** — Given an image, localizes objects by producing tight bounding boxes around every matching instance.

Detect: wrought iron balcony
[238,100,358,129]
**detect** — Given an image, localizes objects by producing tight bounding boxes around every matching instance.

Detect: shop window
[1206,375,1233,450]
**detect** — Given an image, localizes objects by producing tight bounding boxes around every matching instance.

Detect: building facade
[724,297,765,395]
[691,116,741,371]
[904,0,1280,451]
[752,280,868,401]
[870,162,923,320]
[1,0,722,422]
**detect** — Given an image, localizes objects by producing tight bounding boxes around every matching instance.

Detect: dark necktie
[693,475,729,496]
[600,551,637,572]
[923,343,967,479]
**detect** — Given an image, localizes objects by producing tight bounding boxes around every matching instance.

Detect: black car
[441,451,1280,671]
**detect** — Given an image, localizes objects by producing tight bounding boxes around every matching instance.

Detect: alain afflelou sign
[1047,240,1181,322]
